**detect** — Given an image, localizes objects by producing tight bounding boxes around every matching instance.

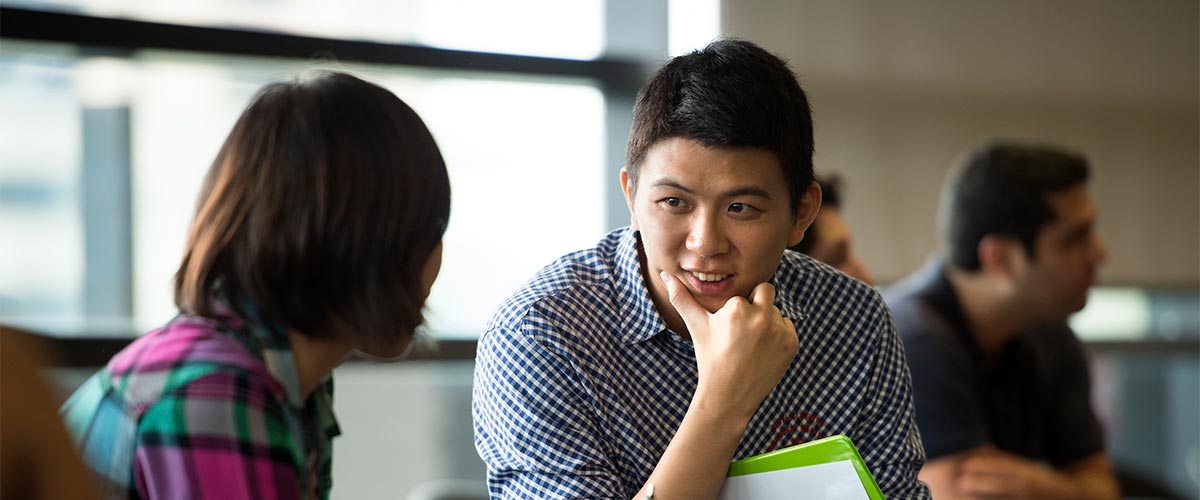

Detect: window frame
[1,5,651,362]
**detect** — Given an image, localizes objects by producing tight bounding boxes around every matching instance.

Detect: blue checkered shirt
[473,227,929,499]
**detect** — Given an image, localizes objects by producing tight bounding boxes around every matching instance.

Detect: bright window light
[668,0,721,56]
[1069,287,1153,341]
[0,45,85,331]
[411,78,606,338]
[127,52,606,338]
[4,0,605,60]
[415,0,604,59]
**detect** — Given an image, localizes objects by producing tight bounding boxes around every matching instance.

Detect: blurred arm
[922,446,1118,500]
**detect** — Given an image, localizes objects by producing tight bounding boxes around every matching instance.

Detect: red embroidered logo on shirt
[767,411,827,451]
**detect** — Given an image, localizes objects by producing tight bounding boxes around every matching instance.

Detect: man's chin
[1068,288,1092,313]
[694,293,740,313]
[1046,299,1088,325]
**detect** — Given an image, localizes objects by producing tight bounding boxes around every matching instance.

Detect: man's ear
[787,181,823,247]
[977,235,1025,280]
[620,168,638,230]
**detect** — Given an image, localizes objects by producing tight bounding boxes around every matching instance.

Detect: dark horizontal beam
[1,6,649,90]
[7,328,478,367]
[17,324,1197,367]
[1085,339,1200,356]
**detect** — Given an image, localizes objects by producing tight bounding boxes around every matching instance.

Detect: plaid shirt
[61,308,340,500]
[473,227,929,499]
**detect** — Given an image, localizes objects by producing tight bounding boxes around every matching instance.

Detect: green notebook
[719,434,884,500]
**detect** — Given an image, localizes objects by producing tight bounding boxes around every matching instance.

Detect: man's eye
[663,198,683,207]
[729,202,749,213]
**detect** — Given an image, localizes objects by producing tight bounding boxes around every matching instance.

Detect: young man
[883,143,1119,499]
[473,40,928,499]
[789,175,874,284]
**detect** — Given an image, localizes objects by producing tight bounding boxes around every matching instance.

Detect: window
[1,6,642,340]
[125,52,606,338]
[0,42,85,333]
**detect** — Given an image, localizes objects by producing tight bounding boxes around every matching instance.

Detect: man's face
[622,137,815,330]
[807,207,874,284]
[1013,184,1107,323]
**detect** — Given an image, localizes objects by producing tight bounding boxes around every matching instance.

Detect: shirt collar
[216,300,313,408]
[613,229,669,344]
[209,300,341,466]
[915,258,985,362]
[234,307,343,471]
[610,228,810,344]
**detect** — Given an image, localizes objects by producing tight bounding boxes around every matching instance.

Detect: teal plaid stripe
[61,311,339,500]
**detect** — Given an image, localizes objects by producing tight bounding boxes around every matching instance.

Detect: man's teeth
[691,272,728,282]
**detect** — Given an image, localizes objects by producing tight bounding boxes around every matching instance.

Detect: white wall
[331,362,484,500]
[722,0,1199,286]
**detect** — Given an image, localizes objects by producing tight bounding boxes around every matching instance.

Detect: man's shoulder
[1025,321,1089,361]
[881,267,972,364]
[778,250,889,319]
[487,231,626,336]
[879,268,928,313]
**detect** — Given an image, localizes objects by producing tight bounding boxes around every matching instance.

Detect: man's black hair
[940,142,1089,270]
[625,39,814,211]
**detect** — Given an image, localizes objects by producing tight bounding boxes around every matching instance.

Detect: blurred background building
[1,0,1196,498]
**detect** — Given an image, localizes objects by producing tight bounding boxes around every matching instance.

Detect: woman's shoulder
[106,316,283,411]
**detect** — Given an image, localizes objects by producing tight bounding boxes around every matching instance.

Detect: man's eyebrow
[649,179,772,199]
[723,187,772,199]
[1064,220,1094,240]
[649,179,694,193]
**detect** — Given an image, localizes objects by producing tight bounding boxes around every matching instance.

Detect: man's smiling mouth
[690,271,729,282]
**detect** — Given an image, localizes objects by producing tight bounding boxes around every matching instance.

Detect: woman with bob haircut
[60,71,450,500]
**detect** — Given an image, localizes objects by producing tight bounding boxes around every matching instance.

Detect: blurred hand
[956,446,1064,499]
[659,271,799,421]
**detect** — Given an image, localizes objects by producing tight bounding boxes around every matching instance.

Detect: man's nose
[1090,233,1108,265]
[685,212,730,257]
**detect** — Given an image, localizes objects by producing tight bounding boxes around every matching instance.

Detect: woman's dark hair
[624,39,814,211]
[175,71,450,344]
[940,141,1088,271]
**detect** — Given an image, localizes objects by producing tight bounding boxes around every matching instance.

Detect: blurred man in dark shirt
[884,142,1119,499]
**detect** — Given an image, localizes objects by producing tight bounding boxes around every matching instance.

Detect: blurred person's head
[789,175,874,284]
[620,39,821,321]
[174,71,450,358]
[940,142,1106,323]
